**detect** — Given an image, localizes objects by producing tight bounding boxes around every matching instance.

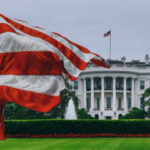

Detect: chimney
[121,56,126,64]
[145,55,149,64]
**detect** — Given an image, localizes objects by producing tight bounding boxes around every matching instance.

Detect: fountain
[65,98,77,119]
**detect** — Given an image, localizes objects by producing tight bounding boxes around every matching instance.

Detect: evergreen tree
[142,87,150,118]
[120,107,146,119]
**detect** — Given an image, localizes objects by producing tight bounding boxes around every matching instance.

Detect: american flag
[104,30,111,37]
[0,14,109,140]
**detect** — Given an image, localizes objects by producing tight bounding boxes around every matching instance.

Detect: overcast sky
[1,0,150,61]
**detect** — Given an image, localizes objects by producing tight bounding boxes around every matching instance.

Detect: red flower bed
[6,133,150,138]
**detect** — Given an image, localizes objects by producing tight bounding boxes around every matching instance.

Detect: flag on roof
[0,14,110,140]
[104,30,111,37]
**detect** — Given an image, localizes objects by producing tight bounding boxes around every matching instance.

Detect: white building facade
[73,55,150,119]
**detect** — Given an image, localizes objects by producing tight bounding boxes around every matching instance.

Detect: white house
[73,55,150,119]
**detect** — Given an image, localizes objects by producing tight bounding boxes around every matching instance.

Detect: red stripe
[104,33,110,37]
[0,85,60,113]
[0,100,6,140]
[52,32,91,54]
[0,112,5,140]
[91,59,110,68]
[0,23,19,34]
[0,51,64,75]
[0,15,89,71]
[53,32,110,68]
[64,70,78,81]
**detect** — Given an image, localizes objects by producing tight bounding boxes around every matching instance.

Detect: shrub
[77,109,94,119]
[5,119,150,136]
[121,107,146,119]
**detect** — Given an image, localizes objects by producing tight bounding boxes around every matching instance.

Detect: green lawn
[0,138,150,150]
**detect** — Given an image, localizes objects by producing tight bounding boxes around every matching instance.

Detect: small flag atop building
[104,30,111,37]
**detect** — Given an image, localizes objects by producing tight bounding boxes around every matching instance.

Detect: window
[86,97,91,111]
[127,78,131,91]
[118,114,123,119]
[140,80,145,90]
[96,97,100,109]
[116,78,123,90]
[94,78,101,90]
[140,97,144,109]
[105,116,112,119]
[118,97,122,109]
[86,78,91,91]
[106,97,111,109]
[105,77,112,90]
[95,114,99,119]
[74,81,78,90]
[128,97,131,109]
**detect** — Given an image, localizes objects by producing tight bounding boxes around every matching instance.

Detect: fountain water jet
[65,98,77,119]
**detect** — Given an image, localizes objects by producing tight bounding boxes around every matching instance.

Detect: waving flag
[0,14,110,140]
[104,30,111,37]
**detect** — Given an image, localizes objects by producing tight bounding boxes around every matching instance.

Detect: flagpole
[109,29,111,60]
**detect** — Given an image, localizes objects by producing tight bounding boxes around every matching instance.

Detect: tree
[142,87,150,118]
[77,109,94,119]
[49,78,79,118]
[121,107,146,119]
[4,102,15,120]
[4,102,52,120]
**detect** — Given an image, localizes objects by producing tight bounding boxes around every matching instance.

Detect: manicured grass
[0,138,150,150]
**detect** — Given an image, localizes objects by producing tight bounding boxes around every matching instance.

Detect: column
[113,77,117,112]
[123,77,127,112]
[90,78,94,111]
[131,78,135,108]
[83,79,87,110]
[101,77,105,112]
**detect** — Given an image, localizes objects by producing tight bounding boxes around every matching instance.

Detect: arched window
[118,114,123,119]
[95,114,99,119]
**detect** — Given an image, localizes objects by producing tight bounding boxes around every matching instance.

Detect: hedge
[5,119,150,137]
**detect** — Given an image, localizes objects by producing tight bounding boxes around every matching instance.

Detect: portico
[82,75,135,119]
[74,57,150,119]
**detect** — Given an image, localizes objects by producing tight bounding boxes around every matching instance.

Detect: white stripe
[0,32,55,53]
[0,17,82,78]
[0,16,104,78]
[1,16,103,63]
[13,18,102,62]
[50,32,102,61]
[0,75,65,96]
[0,32,81,78]
[0,16,10,24]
